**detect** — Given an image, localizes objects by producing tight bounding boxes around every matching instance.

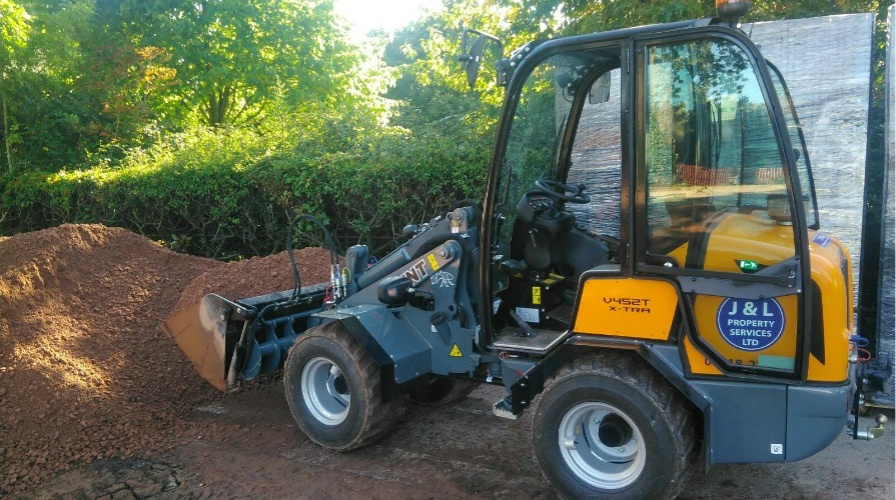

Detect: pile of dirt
[0,224,331,494]
[171,247,333,320]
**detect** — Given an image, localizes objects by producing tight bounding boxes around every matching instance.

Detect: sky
[332,0,441,41]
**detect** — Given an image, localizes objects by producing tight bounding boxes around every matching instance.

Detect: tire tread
[533,351,699,499]
[284,322,406,452]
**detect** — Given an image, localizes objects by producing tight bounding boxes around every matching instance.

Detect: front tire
[531,352,697,499]
[284,323,406,451]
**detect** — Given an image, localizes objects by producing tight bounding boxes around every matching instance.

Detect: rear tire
[531,352,698,499]
[284,323,406,451]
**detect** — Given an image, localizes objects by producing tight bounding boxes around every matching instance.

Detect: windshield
[499,54,577,208]
[497,51,617,226]
[487,49,620,294]
[767,62,819,229]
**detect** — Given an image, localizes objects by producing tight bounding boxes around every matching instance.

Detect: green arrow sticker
[737,260,759,272]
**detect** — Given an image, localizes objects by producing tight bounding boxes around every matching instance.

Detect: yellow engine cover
[574,278,679,340]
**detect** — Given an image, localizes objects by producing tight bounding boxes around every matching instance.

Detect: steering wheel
[534,179,591,204]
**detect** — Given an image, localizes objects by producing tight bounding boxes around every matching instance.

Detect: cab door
[633,31,810,378]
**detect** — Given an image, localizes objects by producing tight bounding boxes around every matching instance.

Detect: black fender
[507,336,710,415]
[312,304,432,402]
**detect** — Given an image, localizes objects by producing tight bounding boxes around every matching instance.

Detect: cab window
[642,38,796,271]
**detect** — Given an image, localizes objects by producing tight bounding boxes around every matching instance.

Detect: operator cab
[482,24,818,371]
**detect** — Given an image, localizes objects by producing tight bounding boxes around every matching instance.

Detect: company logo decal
[402,259,429,284]
[716,297,785,351]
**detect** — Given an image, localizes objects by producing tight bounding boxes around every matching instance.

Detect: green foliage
[1,0,363,173]
[562,0,709,33]
[0,0,32,174]
[0,106,489,258]
[1,0,890,262]
[113,0,358,127]
[1,0,151,173]
[0,1,30,63]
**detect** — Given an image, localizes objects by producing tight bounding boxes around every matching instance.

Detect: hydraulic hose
[286,214,339,301]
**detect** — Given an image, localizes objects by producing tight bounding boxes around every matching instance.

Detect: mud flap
[315,304,432,385]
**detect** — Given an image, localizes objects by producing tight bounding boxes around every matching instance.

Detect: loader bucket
[163,293,243,392]
[163,284,329,392]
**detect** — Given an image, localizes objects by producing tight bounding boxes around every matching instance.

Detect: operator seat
[515,192,577,274]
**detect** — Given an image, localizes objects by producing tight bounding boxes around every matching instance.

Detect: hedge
[0,125,490,260]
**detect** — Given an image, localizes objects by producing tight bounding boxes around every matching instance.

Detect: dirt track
[7,383,894,500]
[1,225,893,498]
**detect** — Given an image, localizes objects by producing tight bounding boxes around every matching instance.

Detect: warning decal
[531,286,542,305]
[449,344,463,357]
[716,297,785,352]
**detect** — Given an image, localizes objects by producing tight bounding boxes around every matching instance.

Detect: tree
[0,0,31,173]
[6,0,110,171]
[114,0,358,127]
[383,0,890,133]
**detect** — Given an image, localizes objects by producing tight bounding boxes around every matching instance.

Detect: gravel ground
[1,224,892,498]
[6,383,893,500]
[0,225,329,494]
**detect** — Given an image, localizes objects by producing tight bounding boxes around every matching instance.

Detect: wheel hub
[559,402,646,490]
[301,357,350,426]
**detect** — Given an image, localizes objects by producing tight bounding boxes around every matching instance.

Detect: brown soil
[1,224,893,499]
[170,247,332,320]
[0,224,330,494]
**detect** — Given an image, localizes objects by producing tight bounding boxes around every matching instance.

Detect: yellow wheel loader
[164,2,885,498]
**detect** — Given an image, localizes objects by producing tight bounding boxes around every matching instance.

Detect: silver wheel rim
[301,357,350,426]
[558,402,646,490]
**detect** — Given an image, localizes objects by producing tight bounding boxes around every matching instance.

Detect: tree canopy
[111,0,356,126]
[0,0,31,172]
[0,0,889,175]
[0,0,358,172]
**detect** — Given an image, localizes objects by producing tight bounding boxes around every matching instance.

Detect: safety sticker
[531,286,542,305]
[427,253,441,271]
[541,273,562,285]
[515,307,539,323]
[736,259,760,273]
[812,233,832,248]
[449,344,463,357]
[716,297,785,351]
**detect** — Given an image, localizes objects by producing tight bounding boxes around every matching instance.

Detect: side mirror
[459,34,486,88]
[717,0,751,24]
[588,72,612,104]
[457,29,504,89]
